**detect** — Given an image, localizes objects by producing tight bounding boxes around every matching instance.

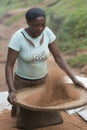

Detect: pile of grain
[24,67,79,107]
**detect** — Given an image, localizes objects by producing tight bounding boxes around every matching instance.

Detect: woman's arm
[5,48,19,91]
[48,41,85,88]
[5,48,19,104]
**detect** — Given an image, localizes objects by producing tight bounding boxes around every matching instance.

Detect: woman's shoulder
[44,26,56,42]
[11,28,24,39]
[44,26,56,36]
[14,28,24,35]
[44,26,55,34]
[44,26,52,32]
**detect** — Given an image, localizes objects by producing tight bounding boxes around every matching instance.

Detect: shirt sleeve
[8,32,21,51]
[45,27,56,44]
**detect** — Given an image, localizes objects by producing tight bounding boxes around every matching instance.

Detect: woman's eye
[34,24,45,28]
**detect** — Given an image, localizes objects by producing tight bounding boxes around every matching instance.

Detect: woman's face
[28,17,46,37]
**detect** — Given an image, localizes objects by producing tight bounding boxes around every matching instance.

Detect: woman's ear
[27,21,29,25]
[27,20,30,26]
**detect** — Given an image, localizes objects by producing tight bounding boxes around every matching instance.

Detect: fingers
[83,86,87,91]
[73,78,87,91]
[7,96,16,104]
[75,83,87,91]
[7,92,17,105]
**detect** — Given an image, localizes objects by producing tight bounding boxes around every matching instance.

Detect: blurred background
[0,0,87,91]
[0,1,87,130]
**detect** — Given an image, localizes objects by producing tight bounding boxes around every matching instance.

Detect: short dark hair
[25,7,46,21]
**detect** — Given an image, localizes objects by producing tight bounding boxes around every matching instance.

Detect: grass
[67,54,87,68]
[0,0,43,17]
[47,0,87,55]
[1,0,87,69]
[5,13,24,26]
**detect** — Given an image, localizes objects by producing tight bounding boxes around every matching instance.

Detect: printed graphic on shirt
[32,51,47,63]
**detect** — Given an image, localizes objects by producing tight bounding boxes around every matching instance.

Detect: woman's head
[25,7,46,21]
[25,7,46,37]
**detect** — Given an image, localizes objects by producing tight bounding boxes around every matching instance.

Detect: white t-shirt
[9,26,56,79]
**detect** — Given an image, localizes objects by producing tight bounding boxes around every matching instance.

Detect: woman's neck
[25,27,37,38]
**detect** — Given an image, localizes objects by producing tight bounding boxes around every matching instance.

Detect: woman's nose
[38,26,43,31]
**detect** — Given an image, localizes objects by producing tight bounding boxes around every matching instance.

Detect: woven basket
[16,83,87,111]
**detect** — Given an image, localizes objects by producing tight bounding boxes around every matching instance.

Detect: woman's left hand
[73,78,86,90]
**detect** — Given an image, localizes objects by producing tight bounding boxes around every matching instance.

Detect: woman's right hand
[7,91,17,104]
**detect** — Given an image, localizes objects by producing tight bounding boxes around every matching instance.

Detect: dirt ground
[0,109,87,130]
[0,8,87,130]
